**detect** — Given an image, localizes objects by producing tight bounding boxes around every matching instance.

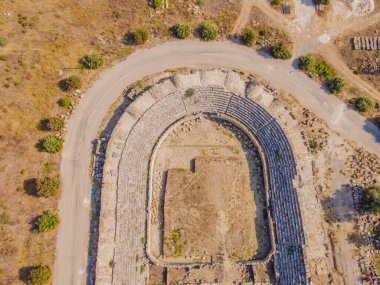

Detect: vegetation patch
[36,177,60,198]
[83,53,103,69]
[134,29,149,45]
[349,97,375,112]
[173,23,191,39]
[184,88,195,98]
[242,28,257,47]
[199,23,218,41]
[42,135,64,153]
[326,77,346,94]
[64,75,82,91]
[363,185,380,214]
[34,210,60,234]
[271,43,292,60]
[29,265,52,285]
[46,117,65,132]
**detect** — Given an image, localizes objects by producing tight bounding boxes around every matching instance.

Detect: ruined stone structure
[353,36,380,50]
[95,70,328,285]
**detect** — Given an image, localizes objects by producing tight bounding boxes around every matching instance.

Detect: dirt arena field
[148,116,271,282]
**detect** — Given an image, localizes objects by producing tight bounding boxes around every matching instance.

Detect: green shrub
[34,211,59,234]
[271,0,282,4]
[46,117,65,132]
[242,28,256,47]
[298,54,316,72]
[36,177,60,198]
[271,43,292,60]
[326,77,346,94]
[259,29,269,38]
[42,135,64,153]
[113,10,123,18]
[0,55,6,61]
[0,212,10,224]
[355,97,374,112]
[315,0,329,5]
[184,88,195,97]
[65,75,82,91]
[199,23,218,41]
[173,23,191,39]
[58,98,72,109]
[309,139,318,150]
[363,185,380,214]
[18,14,31,28]
[29,265,52,285]
[134,29,149,45]
[84,53,103,69]
[0,37,7,47]
[315,62,333,79]
[152,0,162,9]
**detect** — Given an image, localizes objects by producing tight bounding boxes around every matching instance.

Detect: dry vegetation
[0,0,241,283]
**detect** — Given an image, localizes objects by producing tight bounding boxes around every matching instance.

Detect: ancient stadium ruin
[94,70,328,284]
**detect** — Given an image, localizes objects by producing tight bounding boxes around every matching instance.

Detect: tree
[298,54,316,72]
[64,75,82,91]
[355,97,374,112]
[315,62,333,79]
[29,265,52,285]
[184,88,195,97]
[199,23,218,41]
[271,43,292,60]
[363,185,380,214]
[84,53,103,69]
[58,98,72,109]
[36,177,60,198]
[134,29,149,45]
[309,139,318,150]
[315,0,329,5]
[46,117,65,132]
[242,28,256,47]
[326,77,346,94]
[173,23,191,39]
[42,135,64,153]
[34,211,59,233]
[151,0,162,9]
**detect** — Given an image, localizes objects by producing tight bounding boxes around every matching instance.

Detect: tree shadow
[23,178,37,196]
[18,266,34,283]
[363,119,380,143]
[35,138,45,152]
[37,118,49,131]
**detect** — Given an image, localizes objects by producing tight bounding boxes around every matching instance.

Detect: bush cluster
[242,28,256,47]
[173,24,191,39]
[271,43,292,60]
[0,212,10,224]
[152,0,162,9]
[354,97,374,112]
[58,98,72,109]
[326,77,346,94]
[34,211,59,234]
[363,185,380,214]
[298,54,334,79]
[36,177,60,198]
[0,37,7,47]
[64,75,82,91]
[46,117,65,132]
[42,135,64,153]
[199,23,218,41]
[29,265,52,285]
[84,53,103,69]
[134,29,149,45]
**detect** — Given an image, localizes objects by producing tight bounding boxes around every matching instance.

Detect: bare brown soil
[164,157,257,261]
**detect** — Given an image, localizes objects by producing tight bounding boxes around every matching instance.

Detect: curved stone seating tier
[95,70,323,285]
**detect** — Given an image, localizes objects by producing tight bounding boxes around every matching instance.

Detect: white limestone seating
[95,70,327,285]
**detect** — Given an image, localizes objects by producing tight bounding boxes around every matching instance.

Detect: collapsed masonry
[352,36,380,50]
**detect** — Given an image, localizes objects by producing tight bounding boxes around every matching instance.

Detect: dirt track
[54,40,380,285]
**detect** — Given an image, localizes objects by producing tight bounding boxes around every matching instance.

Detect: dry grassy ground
[0,1,240,283]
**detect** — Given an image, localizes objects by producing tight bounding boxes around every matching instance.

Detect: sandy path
[55,40,380,285]
[232,0,254,34]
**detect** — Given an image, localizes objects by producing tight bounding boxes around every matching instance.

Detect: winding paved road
[55,40,380,285]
